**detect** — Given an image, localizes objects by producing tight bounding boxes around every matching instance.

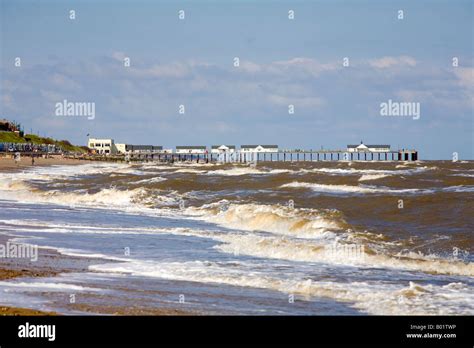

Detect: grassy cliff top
[0,131,86,153]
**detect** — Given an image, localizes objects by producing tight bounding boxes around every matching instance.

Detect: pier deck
[124,149,419,163]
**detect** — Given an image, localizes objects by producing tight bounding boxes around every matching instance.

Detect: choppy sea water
[0,160,473,315]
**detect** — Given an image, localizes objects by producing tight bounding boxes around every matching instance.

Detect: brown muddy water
[0,160,472,315]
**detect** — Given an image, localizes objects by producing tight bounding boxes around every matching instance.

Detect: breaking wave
[302,166,434,176]
[184,202,344,239]
[281,182,474,195]
[358,174,390,181]
[211,232,474,276]
[280,182,424,194]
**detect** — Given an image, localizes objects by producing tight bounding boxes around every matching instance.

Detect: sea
[0,160,473,315]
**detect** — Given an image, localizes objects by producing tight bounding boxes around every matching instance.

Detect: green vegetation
[0,131,24,143]
[0,131,86,153]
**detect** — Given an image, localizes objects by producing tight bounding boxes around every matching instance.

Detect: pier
[123,149,418,163]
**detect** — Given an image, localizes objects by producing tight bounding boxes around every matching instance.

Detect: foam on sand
[89,259,474,315]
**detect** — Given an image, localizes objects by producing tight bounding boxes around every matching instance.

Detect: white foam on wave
[281,182,424,194]
[131,176,167,184]
[0,280,100,292]
[0,163,156,207]
[451,173,474,178]
[6,163,131,183]
[178,201,474,277]
[138,163,293,176]
[0,176,185,213]
[281,182,474,194]
[206,167,266,176]
[184,202,343,239]
[7,212,470,278]
[358,174,390,181]
[42,187,147,207]
[0,218,198,238]
[174,168,207,174]
[301,166,434,176]
[205,228,474,276]
[441,185,474,193]
[206,167,293,176]
[0,163,192,211]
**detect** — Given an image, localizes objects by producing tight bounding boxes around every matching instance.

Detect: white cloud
[267,94,324,108]
[369,56,417,69]
[269,57,338,76]
[236,57,338,77]
[453,67,474,89]
[40,89,64,102]
[111,51,127,62]
[51,73,81,90]
[240,60,262,73]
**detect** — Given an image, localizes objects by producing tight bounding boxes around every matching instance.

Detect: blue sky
[1,0,473,159]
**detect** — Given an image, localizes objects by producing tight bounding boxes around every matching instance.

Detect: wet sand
[0,153,96,315]
[0,232,77,316]
[0,232,197,315]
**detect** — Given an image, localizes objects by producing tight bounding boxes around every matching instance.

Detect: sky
[0,0,473,159]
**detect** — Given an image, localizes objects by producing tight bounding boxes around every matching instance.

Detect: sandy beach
[0,234,62,315]
[0,232,196,315]
[0,155,86,172]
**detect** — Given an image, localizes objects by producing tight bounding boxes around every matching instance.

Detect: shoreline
[0,156,98,315]
[0,158,196,315]
[0,232,93,316]
[0,233,198,316]
[0,155,86,172]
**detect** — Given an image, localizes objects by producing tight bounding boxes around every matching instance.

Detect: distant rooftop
[176,146,207,149]
[126,145,163,150]
[347,144,390,148]
[211,145,236,149]
[241,145,278,148]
